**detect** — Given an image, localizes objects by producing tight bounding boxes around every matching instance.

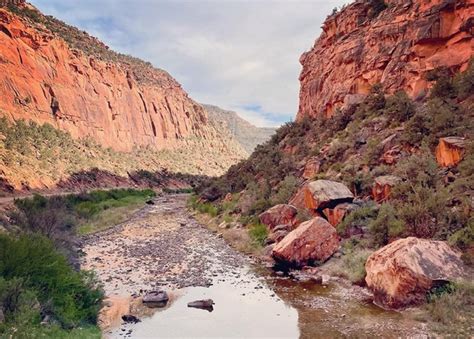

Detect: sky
[31,0,350,127]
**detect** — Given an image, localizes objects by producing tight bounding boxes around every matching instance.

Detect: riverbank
[80,194,432,338]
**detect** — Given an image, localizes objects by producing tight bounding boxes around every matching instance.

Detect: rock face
[298,0,473,119]
[203,104,275,154]
[365,237,465,308]
[372,175,402,203]
[272,217,340,267]
[435,137,466,167]
[304,180,354,211]
[0,8,244,159]
[259,204,298,231]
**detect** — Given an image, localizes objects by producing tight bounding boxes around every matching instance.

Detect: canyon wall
[298,0,473,119]
[0,7,214,152]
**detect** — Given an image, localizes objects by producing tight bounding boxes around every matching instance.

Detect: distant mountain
[203,104,276,154]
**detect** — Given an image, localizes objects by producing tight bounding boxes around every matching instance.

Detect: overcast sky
[31,0,349,127]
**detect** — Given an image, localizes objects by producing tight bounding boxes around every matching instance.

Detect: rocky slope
[203,104,275,154]
[0,3,247,189]
[197,0,473,327]
[298,0,473,119]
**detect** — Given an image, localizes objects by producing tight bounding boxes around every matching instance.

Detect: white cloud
[31,0,350,127]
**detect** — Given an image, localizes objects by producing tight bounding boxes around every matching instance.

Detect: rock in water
[259,204,298,230]
[304,180,354,210]
[365,237,465,309]
[122,315,141,323]
[142,290,169,308]
[187,299,215,312]
[272,217,340,267]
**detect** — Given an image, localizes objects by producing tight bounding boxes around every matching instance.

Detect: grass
[11,189,156,237]
[248,222,268,248]
[187,195,219,217]
[77,201,146,235]
[329,248,373,285]
[421,281,474,336]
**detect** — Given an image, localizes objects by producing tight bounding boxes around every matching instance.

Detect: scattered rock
[272,217,340,267]
[304,180,354,210]
[146,200,155,205]
[365,237,466,308]
[121,315,141,323]
[142,290,169,308]
[187,299,215,312]
[435,137,466,167]
[372,175,402,203]
[259,204,298,230]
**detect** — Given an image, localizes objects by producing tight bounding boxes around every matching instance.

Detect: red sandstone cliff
[0,6,213,152]
[298,0,474,119]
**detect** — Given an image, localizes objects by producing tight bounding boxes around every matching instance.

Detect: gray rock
[143,290,169,308]
[187,299,215,312]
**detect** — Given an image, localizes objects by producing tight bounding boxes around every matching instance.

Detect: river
[82,194,428,338]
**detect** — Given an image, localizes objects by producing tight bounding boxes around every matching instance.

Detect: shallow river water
[84,195,427,338]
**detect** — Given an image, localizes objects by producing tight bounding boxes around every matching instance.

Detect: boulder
[268,230,289,244]
[372,175,402,203]
[302,157,321,179]
[142,290,169,308]
[304,180,354,211]
[259,204,297,231]
[289,184,311,212]
[365,237,465,309]
[188,299,214,312]
[323,203,358,226]
[435,137,466,167]
[272,217,340,267]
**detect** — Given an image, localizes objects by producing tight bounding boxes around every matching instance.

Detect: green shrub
[272,175,297,205]
[339,249,373,284]
[248,223,268,247]
[337,203,378,236]
[453,59,474,99]
[0,234,103,328]
[369,203,405,246]
[384,91,415,122]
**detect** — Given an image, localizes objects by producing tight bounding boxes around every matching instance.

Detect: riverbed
[82,194,428,338]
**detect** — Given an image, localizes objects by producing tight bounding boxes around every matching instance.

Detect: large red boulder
[272,217,340,267]
[304,180,354,210]
[365,237,465,309]
[259,204,297,231]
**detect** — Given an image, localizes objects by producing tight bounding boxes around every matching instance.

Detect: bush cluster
[0,234,103,335]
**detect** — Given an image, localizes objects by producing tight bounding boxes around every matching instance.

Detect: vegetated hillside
[199,60,474,257]
[203,104,276,154]
[0,3,246,190]
[298,0,473,119]
[197,61,474,333]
